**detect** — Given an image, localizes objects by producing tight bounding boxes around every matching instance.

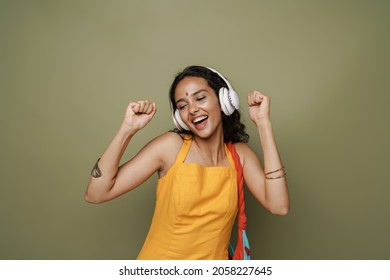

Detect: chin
[194,128,220,140]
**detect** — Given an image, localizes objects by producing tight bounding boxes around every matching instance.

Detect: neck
[192,129,226,166]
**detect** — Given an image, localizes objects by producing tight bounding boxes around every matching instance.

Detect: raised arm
[237,91,290,215]
[85,100,160,204]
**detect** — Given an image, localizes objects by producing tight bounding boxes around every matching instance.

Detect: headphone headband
[206,67,234,92]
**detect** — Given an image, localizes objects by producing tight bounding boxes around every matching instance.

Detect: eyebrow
[175,89,207,105]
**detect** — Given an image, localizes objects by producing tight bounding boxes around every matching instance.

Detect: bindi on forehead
[176,89,208,103]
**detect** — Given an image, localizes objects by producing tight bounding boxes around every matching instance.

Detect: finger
[259,94,270,105]
[145,102,155,114]
[129,102,141,113]
[248,91,257,106]
[150,102,157,115]
[252,91,269,105]
[254,90,269,101]
[138,100,148,112]
[248,91,261,106]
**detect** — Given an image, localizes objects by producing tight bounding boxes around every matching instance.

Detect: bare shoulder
[145,131,184,174]
[233,142,258,166]
[233,142,254,156]
[144,131,183,155]
[154,131,183,147]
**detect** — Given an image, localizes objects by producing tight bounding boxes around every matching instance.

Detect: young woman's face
[174,76,222,137]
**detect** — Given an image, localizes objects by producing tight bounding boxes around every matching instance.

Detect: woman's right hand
[121,100,156,134]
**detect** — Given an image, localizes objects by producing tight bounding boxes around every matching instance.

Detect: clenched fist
[121,100,157,133]
[247,90,271,125]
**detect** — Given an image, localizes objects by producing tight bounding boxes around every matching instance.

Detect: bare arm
[238,91,290,215]
[85,100,160,204]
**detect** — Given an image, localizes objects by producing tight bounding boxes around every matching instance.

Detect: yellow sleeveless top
[137,135,238,260]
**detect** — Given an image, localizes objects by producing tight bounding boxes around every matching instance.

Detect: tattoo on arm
[91,158,102,178]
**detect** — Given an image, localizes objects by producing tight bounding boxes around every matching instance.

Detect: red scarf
[227,142,250,260]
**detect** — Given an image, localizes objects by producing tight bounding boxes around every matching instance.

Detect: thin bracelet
[265,166,285,176]
[266,173,286,180]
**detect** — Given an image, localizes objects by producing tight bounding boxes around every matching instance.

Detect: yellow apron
[137,135,238,259]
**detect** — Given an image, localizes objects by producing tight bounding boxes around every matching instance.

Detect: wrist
[255,118,272,129]
[118,123,138,139]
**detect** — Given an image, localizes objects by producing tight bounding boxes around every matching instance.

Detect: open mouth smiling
[192,115,208,124]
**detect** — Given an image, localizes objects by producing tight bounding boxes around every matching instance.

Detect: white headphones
[171,67,239,131]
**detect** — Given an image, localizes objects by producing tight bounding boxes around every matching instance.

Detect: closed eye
[177,103,187,110]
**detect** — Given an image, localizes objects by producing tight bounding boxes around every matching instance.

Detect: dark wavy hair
[169,65,249,143]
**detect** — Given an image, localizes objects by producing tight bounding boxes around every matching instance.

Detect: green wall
[1,0,389,259]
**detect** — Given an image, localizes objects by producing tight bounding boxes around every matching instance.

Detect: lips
[192,115,208,129]
[193,116,208,124]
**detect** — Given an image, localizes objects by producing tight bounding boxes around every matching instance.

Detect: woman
[85,65,290,259]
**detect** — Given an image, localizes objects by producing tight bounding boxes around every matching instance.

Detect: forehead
[175,76,210,96]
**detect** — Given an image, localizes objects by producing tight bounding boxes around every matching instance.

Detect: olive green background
[1,0,389,259]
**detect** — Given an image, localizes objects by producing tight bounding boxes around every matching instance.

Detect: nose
[189,103,199,114]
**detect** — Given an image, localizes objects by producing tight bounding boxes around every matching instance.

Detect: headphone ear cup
[219,87,235,115]
[174,109,190,131]
[228,89,239,110]
[207,66,240,114]
[219,88,229,115]
[171,111,181,130]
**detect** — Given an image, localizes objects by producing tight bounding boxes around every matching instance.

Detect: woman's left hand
[247,90,271,125]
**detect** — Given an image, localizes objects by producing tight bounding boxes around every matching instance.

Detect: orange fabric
[226,142,250,260]
[137,136,238,259]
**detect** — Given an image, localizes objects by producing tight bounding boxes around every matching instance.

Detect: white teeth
[193,116,207,123]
